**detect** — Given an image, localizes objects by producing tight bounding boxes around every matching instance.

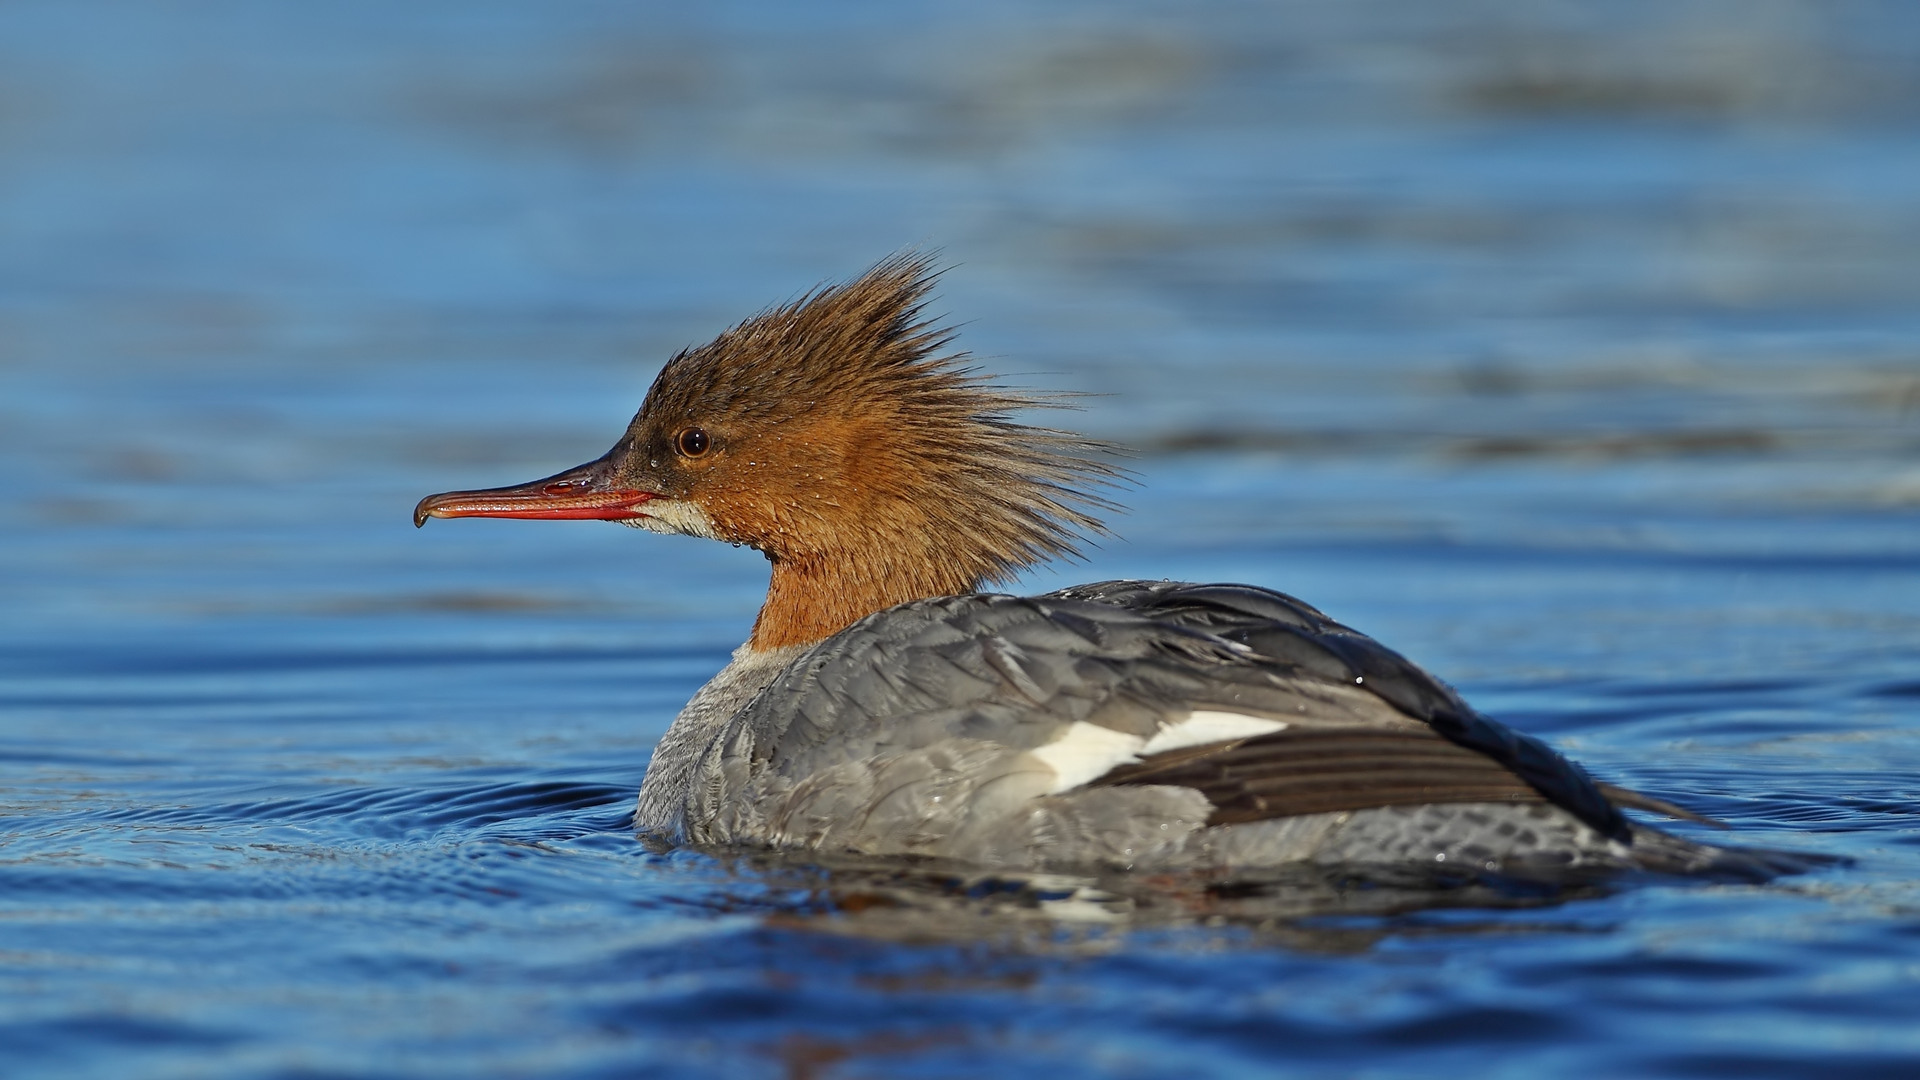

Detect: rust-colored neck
[749,547,977,652]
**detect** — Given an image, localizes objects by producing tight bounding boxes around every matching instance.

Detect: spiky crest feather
[619,253,1124,650]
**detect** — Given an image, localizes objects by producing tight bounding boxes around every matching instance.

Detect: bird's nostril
[543,480,585,495]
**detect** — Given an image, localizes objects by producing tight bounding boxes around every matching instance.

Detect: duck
[415,253,1808,881]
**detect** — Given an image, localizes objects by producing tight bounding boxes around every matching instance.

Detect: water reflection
[690,850,1662,955]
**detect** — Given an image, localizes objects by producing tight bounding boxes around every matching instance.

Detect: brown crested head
[416,253,1124,650]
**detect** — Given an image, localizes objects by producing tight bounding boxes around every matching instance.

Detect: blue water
[4,2,1919,1076]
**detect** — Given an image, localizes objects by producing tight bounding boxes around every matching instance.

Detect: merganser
[415,254,1809,880]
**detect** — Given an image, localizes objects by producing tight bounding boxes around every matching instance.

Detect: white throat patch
[622,499,724,542]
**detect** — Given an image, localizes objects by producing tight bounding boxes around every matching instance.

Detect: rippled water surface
[4,2,1920,1077]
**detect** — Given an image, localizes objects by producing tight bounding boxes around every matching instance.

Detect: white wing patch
[1140,711,1289,755]
[1030,712,1290,794]
[1029,722,1145,794]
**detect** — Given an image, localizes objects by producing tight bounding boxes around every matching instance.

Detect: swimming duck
[416,254,1799,880]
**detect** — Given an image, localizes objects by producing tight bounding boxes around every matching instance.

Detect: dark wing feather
[1049,581,1633,840]
[1094,727,1548,825]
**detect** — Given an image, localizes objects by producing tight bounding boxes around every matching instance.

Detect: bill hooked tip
[412,463,655,528]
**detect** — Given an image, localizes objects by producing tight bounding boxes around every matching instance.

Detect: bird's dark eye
[676,427,711,458]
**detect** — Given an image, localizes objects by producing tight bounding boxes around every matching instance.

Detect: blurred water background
[3,2,1919,1077]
